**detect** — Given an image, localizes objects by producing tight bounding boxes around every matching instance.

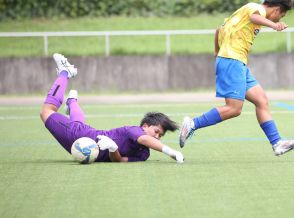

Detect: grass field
[1,100,294,218]
[0,12,294,57]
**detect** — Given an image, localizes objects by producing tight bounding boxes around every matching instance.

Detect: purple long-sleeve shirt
[45,113,150,162]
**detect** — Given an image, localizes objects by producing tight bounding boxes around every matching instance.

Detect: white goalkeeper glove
[162,145,184,163]
[96,135,118,152]
[174,151,184,163]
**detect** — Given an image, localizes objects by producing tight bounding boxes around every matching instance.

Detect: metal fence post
[44,35,48,56]
[166,33,171,56]
[286,31,292,53]
[105,33,110,56]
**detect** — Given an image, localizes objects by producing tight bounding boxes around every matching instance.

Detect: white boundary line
[0,110,294,121]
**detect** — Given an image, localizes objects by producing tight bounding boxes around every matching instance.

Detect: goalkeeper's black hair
[140,112,178,132]
[263,0,293,12]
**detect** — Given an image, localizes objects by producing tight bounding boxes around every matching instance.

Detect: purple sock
[66,98,85,123]
[44,71,68,109]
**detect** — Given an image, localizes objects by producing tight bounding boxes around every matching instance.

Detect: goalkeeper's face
[142,124,165,140]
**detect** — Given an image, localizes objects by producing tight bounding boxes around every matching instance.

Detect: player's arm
[108,150,128,162]
[137,135,184,163]
[96,135,128,162]
[250,12,288,31]
[214,27,220,57]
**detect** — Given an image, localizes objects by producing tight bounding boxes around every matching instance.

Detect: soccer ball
[71,137,99,164]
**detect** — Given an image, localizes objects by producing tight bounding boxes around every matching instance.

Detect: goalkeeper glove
[162,145,184,163]
[97,135,118,152]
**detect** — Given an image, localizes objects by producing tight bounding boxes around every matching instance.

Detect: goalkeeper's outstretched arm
[137,135,184,163]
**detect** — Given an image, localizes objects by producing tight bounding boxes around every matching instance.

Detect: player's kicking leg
[179,116,195,148]
[40,53,77,123]
[179,103,228,148]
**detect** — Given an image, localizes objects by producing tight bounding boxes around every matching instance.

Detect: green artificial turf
[1,101,294,218]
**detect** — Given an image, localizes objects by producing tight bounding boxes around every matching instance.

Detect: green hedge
[0,0,260,20]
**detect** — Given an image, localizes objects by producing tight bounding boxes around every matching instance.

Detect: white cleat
[179,116,195,148]
[65,90,78,115]
[273,140,294,156]
[53,53,77,78]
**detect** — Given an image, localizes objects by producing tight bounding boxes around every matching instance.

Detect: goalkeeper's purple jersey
[95,126,150,162]
[45,113,150,162]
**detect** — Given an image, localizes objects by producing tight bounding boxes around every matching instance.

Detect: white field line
[0,110,294,121]
[4,137,294,147]
[0,103,215,111]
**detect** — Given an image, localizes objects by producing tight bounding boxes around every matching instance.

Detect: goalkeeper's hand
[162,145,184,163]
[97,135,118,152]
[174,151,184,163]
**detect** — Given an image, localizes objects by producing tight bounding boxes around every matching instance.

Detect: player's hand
[162,145,184,163]
[272,22,288,31]
[97,135,118,152]
[175,151,184,164]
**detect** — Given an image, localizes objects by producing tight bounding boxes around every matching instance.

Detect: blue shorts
[215,57,258,100]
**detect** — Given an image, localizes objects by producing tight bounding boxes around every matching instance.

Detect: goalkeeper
[40,53,184,163]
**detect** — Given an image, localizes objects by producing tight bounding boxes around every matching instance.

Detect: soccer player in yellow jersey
[179,0,294,156]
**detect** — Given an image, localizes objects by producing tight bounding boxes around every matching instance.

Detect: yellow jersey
[217,3,266,65]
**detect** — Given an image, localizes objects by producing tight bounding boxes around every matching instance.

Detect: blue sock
[260,120,281,145]
[193,108,222,130]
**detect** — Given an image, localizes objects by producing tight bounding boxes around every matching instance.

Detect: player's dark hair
[140,112,178,132]
[263,0,293,12]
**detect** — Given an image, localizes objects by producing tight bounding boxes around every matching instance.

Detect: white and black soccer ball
[71,137,99,164]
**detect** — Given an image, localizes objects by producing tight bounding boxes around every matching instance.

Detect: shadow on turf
[20,159,185,165]
[20,158,294,165]
[22,159,77,165]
